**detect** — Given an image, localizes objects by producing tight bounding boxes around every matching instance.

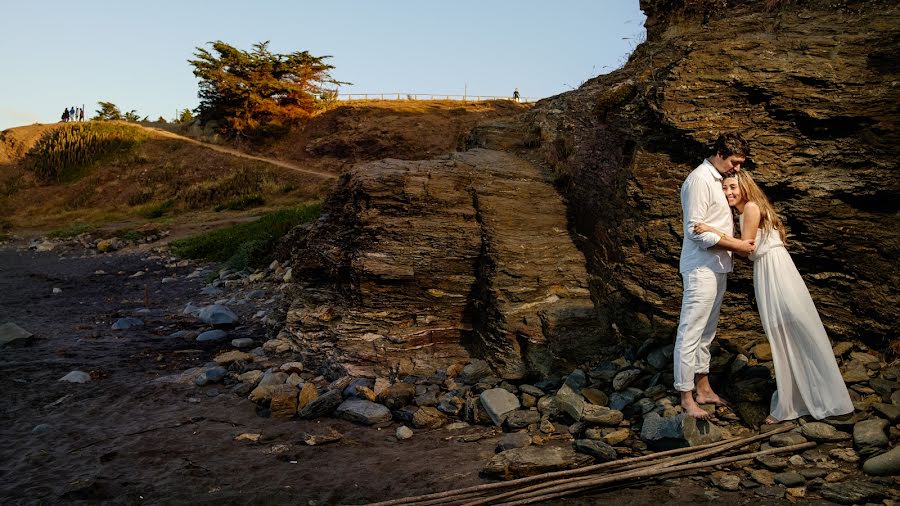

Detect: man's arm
[682,177,721,248]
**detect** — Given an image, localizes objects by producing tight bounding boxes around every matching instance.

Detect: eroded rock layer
[286,149,602,378]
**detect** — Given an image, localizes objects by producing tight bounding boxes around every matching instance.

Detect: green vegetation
[179,166,278,209]
[26,122,148,183]
[170,203,320,270]
[214,194,265,212]
[189,41,346,138]
[47,222,94,238]
[94,101,123,121]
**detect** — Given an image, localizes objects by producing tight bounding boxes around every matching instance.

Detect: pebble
[59,371,91,383]
[197,329,228,342]
[396,426,413,440]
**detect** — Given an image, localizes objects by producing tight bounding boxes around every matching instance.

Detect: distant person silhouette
[513,88,521,103]
[70,106,75,120]
[61,108,69,122]
[79,107,85,122]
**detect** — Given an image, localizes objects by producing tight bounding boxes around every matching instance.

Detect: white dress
[743,216,854,421]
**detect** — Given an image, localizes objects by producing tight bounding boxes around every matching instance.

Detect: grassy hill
[0,100,529,240]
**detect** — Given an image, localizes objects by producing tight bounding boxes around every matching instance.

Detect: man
[675,132,755,420]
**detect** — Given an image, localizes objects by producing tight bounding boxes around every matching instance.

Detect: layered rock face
[286,149,602,378]
[287,0,898,378]
[487,0,899,348]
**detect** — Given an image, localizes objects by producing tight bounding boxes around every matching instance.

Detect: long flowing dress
[743,216,854,420]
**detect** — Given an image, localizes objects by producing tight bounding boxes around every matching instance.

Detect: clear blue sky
[0,1,645,131]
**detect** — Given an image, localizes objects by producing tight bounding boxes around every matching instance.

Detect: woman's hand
[693,223,714,235]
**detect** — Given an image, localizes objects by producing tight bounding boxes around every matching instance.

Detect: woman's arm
[693,223,731,237]
[741,202,761,246]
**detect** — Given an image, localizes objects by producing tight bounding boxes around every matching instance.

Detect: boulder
[573,439,617,462]
[612,369,642,391]
[862,445,900,476]
[504,409,541,429]
[196,329,228,343]
[379,382,416,410]
[819,481,888,505]
[0,322,32,346]
[640,412,684,445]
[298,389,342,419]
[853,418,889,451]
[335,399,392,425]
[59,371,90,383]
[769,432,807,448]
[111,317,144,330]
[581,405,623,426]
[459,359,493,384]
[682,416,725,446]
[800,422,851,442]
[556,383,585,421]
[197,304,239,325]
[497,432,532,452]
[269,385,299,418]
[411,406,448,429]
[480,388,521,426]
[483,446,594,479]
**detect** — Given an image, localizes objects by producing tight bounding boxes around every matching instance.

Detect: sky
[0,1,646,131]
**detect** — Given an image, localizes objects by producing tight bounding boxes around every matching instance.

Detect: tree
[176,108,193,123]
[188,41,346,138]
[123,110,141,122]
[94,101,122,121]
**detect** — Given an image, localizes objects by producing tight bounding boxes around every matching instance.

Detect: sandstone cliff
[286,0,899,378]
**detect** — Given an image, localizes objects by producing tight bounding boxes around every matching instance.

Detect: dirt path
[130,123,338,180]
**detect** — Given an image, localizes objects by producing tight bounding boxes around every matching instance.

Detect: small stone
[788,454,806,466]
[682,416,725,446]
[298,389,342,419]
[872,403,900,422]
[238,370,263,385]
[505,409,541,429]
[59,371,91,383]
[716,473,741,491]
[753,485,784,498]
[798,468,828,480]
[603,428,631,446]
[829,448,860,463]
[612,369,642,391]
[231,338,254,348]
[749,468,775,486]
[380,382,417,410]
[800,422,850,442]
[111,317,143,330]
[751,342,773,361]
[214,350,252,365]
[497,432,531,452]
[639,412,684,443]
[824,471,845,482]
[573,439,617,462]
[396,426,413,440]
[279,362,304,374]
[196,329,228,342]
[756,454,789,471]
[840,360,870,383]
[412,406,448,429]
[302,428,342,446]
[194,366,228,386]
[774,471,805,487]
[831,342,853,356]
[581,388,608,406]
[32,424,52,435]
[459,359,492,384]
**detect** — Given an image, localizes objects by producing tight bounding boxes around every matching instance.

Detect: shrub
[25,123,148,183]
[170,203,320,270]
[214,194,265,211]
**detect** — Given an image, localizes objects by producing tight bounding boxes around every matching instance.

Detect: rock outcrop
[474,0,899,349]
[286,149,603,378]
[286,0,899,377]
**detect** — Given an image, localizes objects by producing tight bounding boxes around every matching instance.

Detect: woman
[694,171,854,423]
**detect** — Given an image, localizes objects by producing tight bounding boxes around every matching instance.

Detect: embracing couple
[674,132,853,424]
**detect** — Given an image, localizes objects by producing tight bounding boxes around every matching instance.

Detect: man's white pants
[673,267,727,392]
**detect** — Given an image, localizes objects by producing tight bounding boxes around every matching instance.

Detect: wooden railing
[334,93,538,103]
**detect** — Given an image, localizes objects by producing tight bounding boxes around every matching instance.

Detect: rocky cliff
[286,0,899,378]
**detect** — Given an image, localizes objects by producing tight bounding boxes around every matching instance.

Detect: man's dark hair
[713,132,750,158]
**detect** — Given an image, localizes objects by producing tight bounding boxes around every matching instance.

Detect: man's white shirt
[679,159,734,274]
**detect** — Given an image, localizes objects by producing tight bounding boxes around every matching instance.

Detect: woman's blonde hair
[731,171,788,244]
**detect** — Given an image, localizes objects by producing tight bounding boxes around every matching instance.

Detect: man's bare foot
[695,393,731,407]
[680,392,712,420]
[764,415,780,425]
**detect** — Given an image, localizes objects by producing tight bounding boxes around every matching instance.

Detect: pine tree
[189,41,345,138]
[94,101,123,121]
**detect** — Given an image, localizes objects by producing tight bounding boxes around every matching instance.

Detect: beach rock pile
[23,225,170,254]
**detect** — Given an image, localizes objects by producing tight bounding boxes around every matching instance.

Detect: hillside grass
[169,203,320,270]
